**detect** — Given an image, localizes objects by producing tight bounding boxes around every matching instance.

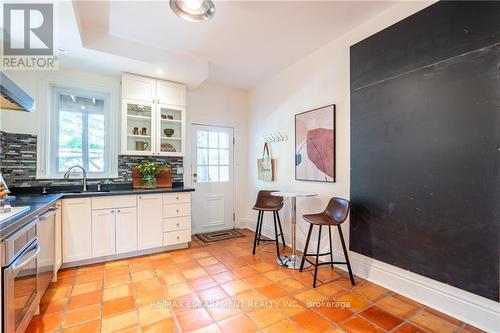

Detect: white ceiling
[20,1,396,88]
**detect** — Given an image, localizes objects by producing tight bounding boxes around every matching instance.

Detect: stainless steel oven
[1,217,40,333]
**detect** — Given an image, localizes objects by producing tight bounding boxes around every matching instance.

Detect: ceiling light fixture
[169,0,215,22]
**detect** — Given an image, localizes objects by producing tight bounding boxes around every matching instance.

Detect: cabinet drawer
[163,216,191,232]
[163,193,191,205]
[92,195,136,210]
[163,203,191,218]
[164,229,191,246]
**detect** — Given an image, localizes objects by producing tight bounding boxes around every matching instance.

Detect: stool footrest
[304,258,349,267]
[303,252,332,257]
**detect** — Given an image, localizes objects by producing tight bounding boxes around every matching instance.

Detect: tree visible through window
[55,91,107,175]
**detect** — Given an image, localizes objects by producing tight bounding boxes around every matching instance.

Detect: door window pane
[197,149,208,165]
[219,166,229,182]
[197,166,208,182]
[219,132,229,149]
[208,149,219,165]
[208,166,219,182]
[197,131,208,148]
[219,149,229,165]
[208,132,219,148]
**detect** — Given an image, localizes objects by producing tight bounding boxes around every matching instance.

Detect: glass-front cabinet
[121,73,186,156]
[158,104,184,156]
[123,100,155,155]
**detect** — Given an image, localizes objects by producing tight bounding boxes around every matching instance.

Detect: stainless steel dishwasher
[37,206,57,297]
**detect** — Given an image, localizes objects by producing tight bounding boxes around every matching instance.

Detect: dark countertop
[1,186,194,241]
[0,194,61,240]
[46,186,194,198]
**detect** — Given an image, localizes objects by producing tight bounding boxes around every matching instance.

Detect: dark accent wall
[350,2,500,301]
[0,131,184,187]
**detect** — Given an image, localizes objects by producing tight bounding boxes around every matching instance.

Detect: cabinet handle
[176,209,179,213]
[176,196,179,200]
[176,223,179,227]
[176,236,179,240]
[138,196,142,200]
[117,209,121,213]
[110,210,114,213]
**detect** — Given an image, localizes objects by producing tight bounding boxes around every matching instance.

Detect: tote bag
[257,143,276,182]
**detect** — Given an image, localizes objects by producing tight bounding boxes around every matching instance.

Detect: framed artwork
[295,104,335,182]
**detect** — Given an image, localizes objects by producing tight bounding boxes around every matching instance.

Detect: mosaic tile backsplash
[0,131,183,188]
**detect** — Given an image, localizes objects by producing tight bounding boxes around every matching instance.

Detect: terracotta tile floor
[27,229,484,333]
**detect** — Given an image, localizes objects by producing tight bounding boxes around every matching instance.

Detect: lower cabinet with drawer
[62,191,192,266]
[163,193,192,247]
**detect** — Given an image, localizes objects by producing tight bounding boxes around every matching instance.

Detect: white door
[116,207,138,254]
[137,194,163,250]
[191,125,234,233]
[91,209,116,257]
[62,198,92,263]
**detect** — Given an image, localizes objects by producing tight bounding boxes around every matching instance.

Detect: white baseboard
[242,222,500,333]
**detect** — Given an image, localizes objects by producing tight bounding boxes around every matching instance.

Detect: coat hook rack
[263,131,288,143]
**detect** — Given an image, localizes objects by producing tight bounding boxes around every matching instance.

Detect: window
[196,129,230,182]
[49,87,112,178]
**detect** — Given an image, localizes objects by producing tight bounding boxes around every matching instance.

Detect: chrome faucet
[63,165,88,192]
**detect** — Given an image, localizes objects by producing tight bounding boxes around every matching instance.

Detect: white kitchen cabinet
[156,80,185,106]
[121,73,186,157]
[122,73,156,102]
[91,209,116,257]
[62,198,92,263]
[53,201,62,279]
[157,103,185,157]
[162,193,192,247]
[164,229,191,246]
[116,207,138,254]
[121,99,156,156]
[137,194,163,250]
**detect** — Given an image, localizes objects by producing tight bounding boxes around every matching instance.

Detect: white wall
[246,1,499,332]
[185,80,249,231]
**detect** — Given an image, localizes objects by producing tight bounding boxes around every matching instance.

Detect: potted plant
[135,160,167,189]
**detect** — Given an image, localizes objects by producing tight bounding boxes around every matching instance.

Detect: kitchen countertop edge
[1,187,194,241]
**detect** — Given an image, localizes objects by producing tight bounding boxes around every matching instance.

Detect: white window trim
[37,77,119,179]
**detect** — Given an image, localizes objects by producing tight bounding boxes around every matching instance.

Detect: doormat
[196,229,245,243]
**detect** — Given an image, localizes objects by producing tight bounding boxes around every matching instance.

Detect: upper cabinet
[156,80,185,106]
[121,73,186,157]
[122,74,156,102]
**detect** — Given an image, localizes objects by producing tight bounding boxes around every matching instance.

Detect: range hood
[0,72,35,112]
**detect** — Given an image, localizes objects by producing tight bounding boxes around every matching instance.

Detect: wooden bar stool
[252,190,287,257]
[300,197,355,288]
